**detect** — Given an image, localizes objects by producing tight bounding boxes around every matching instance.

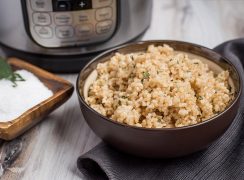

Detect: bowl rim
[0,58,74,140]
[76,40,242,131]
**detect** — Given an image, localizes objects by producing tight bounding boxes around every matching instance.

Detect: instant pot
[0,0,152,72]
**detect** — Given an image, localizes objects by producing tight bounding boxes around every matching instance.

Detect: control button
[76,24,93,37]
[53,0,72,11]
[34,26,53,38]
[33,13,51,25]
[92,0,112,8]
[77,11,90,22]
[56,26,74,38]
[95,7,112,21]
[54,13,72,25]
[31,0,52,11]
[73,0,92,10]
[96,20,112,34]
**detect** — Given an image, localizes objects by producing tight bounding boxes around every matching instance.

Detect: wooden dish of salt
[0,58,74,140]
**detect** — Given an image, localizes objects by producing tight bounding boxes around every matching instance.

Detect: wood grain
[0,58,74,140]
[1,0,244,179]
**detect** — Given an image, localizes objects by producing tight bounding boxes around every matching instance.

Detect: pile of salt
[0,70,53,122]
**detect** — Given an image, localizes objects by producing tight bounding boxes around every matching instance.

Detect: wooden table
[2,0,244,179]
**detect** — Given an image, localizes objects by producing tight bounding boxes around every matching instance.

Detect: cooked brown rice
[86,44,233,128]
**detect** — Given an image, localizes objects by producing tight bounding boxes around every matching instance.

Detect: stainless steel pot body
[0,0,152,72]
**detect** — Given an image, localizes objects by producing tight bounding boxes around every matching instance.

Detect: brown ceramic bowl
[76,40,242,158]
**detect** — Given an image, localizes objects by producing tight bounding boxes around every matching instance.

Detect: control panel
[24,0,117,47]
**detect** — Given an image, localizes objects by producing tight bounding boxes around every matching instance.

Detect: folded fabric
[77,39,244,180]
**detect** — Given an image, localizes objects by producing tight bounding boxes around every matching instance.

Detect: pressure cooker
[0,0,152,72]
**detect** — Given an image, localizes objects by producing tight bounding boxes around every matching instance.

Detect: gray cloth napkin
[77,39,244,180]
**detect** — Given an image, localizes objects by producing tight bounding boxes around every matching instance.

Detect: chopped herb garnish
[198,96,203,100]
[121,96,128,99]
[0,57,25,87]
[142,71,150,79]
[193,62,199,64]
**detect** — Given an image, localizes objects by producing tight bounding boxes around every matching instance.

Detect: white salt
[0,70,53,122]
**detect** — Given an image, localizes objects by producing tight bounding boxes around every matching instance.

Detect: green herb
[198,96,203,100]
[141,71,150,83]
[0,57,25,87]
[142,71,150,79]
[193,62,199,64]
[121,96,128,99]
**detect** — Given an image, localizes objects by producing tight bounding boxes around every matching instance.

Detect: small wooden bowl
[0,58,74,140]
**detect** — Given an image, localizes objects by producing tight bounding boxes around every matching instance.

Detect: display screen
[52,0,92,11]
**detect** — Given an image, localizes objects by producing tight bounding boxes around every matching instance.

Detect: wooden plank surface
[1,0,244,179]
